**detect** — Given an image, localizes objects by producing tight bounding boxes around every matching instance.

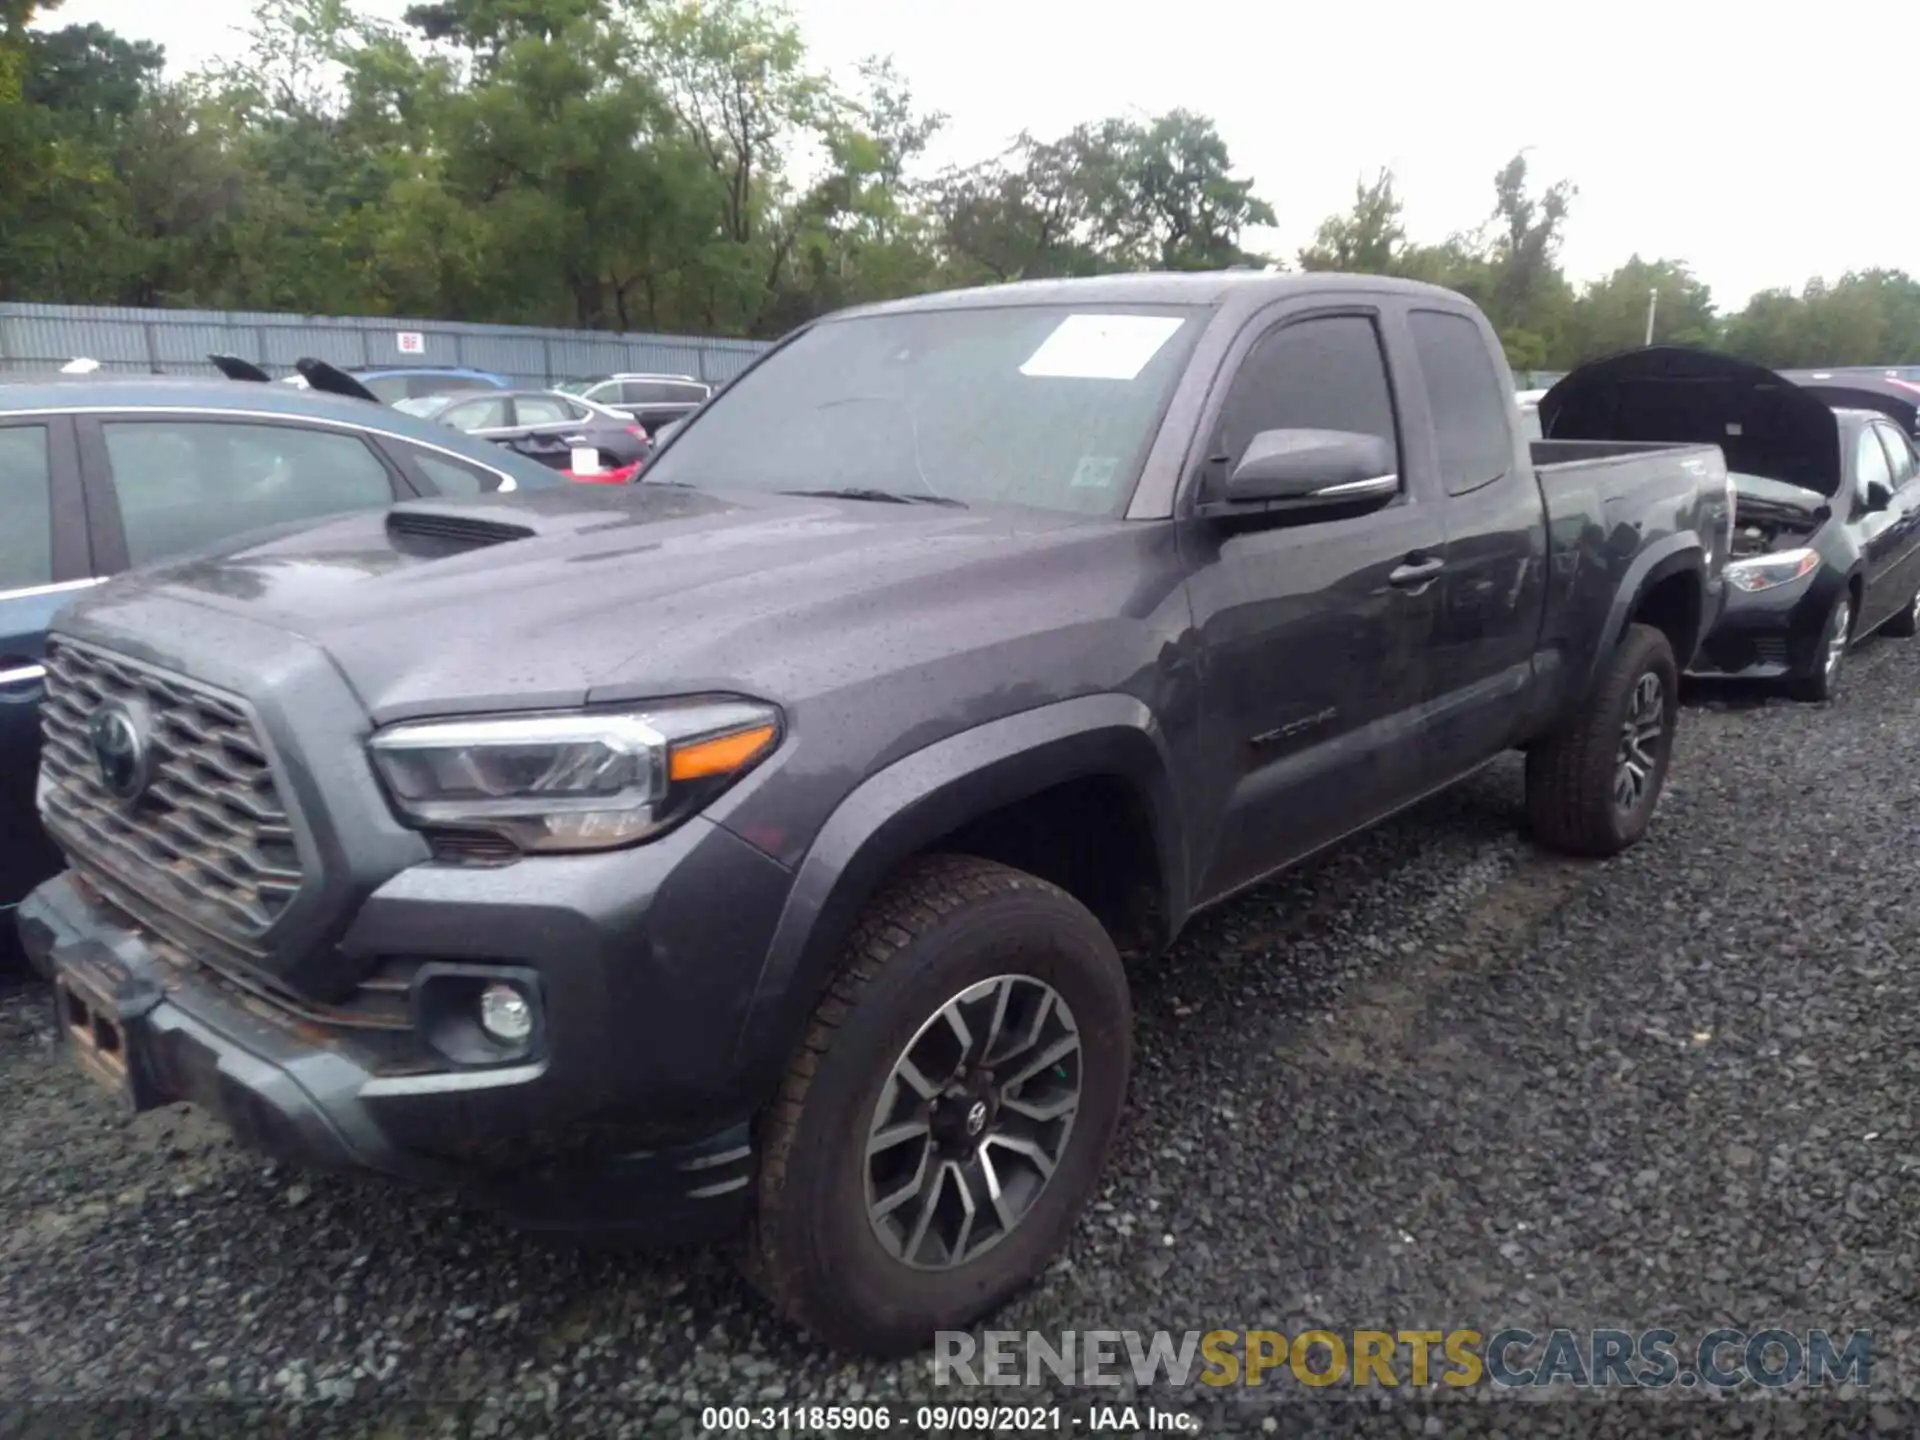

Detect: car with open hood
[1541,346,1920,701]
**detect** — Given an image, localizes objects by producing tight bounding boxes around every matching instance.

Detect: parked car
[394,389,651,480]
[556,372,710,432]
[0,374,567,930]
[18,272,1729,1353]
[285,364,512,404]
[1542,346,1920,701]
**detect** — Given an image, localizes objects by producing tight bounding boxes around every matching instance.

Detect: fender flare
[1590,534,1707,689]
[728,693,1189,1088]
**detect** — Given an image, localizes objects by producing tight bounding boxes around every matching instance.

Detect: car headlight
[1724,548,1820,593]
[368,699,780,853]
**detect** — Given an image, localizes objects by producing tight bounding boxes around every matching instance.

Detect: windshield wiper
[779,487,967,509]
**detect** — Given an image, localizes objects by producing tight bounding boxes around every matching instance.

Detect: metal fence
[0,302,773,387]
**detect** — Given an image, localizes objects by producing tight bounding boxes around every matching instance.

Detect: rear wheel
[746,854,1132,1355]
[1525,622,1679,857]
[1882,588,1920,639]
[1789,593,1852,702]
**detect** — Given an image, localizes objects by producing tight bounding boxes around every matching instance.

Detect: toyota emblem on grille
[89,701,154,802]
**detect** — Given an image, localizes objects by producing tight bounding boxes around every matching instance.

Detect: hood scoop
[386,506,537,555]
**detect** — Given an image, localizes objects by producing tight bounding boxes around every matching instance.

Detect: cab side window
[1409,308,1514,496]
[1212,314,1401,483]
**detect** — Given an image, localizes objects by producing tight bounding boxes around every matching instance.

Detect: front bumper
[1688,574,1828,680]
[16,849,776,1241]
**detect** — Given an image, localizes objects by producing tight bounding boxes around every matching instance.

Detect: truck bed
[1526,437,1731,729]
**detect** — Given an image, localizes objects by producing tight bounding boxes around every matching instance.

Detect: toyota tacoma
[19,272,1730,1354]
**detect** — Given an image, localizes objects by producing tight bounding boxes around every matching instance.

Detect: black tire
[1881,587,1920,640]
[1525,622,1679,858]
[1788,591,1853,703]
[746,854,1132,1355]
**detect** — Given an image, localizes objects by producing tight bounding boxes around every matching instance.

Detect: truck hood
[70,484,1140,721]
[1542,346,1841,498]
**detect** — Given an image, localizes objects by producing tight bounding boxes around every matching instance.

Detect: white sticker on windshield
[1070,455,1120,489]
[1020,314,1184,381]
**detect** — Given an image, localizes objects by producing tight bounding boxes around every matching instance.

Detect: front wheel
[1789,592,1852,702]
[1525,622,1680,857]
[746,854,1133,1355]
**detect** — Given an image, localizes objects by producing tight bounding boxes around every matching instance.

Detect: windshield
[553,378,597,396]
[391,396,449,418]
[641,304,1206,516]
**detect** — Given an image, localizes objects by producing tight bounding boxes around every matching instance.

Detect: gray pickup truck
[19,272,1730,1354]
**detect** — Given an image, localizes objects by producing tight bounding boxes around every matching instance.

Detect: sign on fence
[396,332,426,355]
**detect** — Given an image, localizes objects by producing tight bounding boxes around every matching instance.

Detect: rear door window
[99,420,400,566]
[514,395,574,427]
[361,375,412,404]
[1409,308,1514,496]
[0,425,54,591]
[441,396,512,432]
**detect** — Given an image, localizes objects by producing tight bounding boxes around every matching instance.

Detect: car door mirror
[1866,480,1893,512]
[1202,428,1399,517]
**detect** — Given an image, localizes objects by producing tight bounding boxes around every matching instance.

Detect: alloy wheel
[1613,671,1665,815]
[1826,600,1851,685]
[864,975,1081,1270]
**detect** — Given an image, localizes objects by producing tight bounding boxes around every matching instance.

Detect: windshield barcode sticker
[1020,314,1184,381]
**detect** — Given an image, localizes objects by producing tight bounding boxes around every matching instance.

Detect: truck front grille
[39,640,305,953]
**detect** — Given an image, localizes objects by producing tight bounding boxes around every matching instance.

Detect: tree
[931,109,1272,285]
[1298,169,1407,274]
[1566,256,1718,362]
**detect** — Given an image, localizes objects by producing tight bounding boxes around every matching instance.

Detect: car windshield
[553,378,597,395]
[391,396,450,418]
[640,304,1206,516]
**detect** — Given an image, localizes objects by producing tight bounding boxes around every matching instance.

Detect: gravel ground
[6,632,1920,1437]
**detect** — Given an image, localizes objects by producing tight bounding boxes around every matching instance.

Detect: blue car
[1,372,566,934]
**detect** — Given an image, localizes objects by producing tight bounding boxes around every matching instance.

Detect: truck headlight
[368,700,780,853]
[1724,548,1820,593]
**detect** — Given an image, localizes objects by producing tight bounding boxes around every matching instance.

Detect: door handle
[1388,555,1446,588]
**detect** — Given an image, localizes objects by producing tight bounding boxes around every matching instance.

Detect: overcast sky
[43,0,1917,311]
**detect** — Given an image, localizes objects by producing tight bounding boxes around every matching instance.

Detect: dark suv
[19,273,1730,1353]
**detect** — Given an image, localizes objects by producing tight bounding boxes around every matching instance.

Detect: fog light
[479,983,533,1043]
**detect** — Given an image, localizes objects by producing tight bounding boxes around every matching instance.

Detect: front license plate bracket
[49,942,167,1111]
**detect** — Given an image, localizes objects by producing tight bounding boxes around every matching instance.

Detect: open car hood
[293,358,382,404]
[1541,346,1840,498]
[208,353,273,384]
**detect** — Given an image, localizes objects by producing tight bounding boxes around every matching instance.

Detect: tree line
[3,0,1917,371]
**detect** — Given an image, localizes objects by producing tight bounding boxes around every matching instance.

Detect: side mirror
[1866,480,1893,512]
[1201,428,1399,517]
